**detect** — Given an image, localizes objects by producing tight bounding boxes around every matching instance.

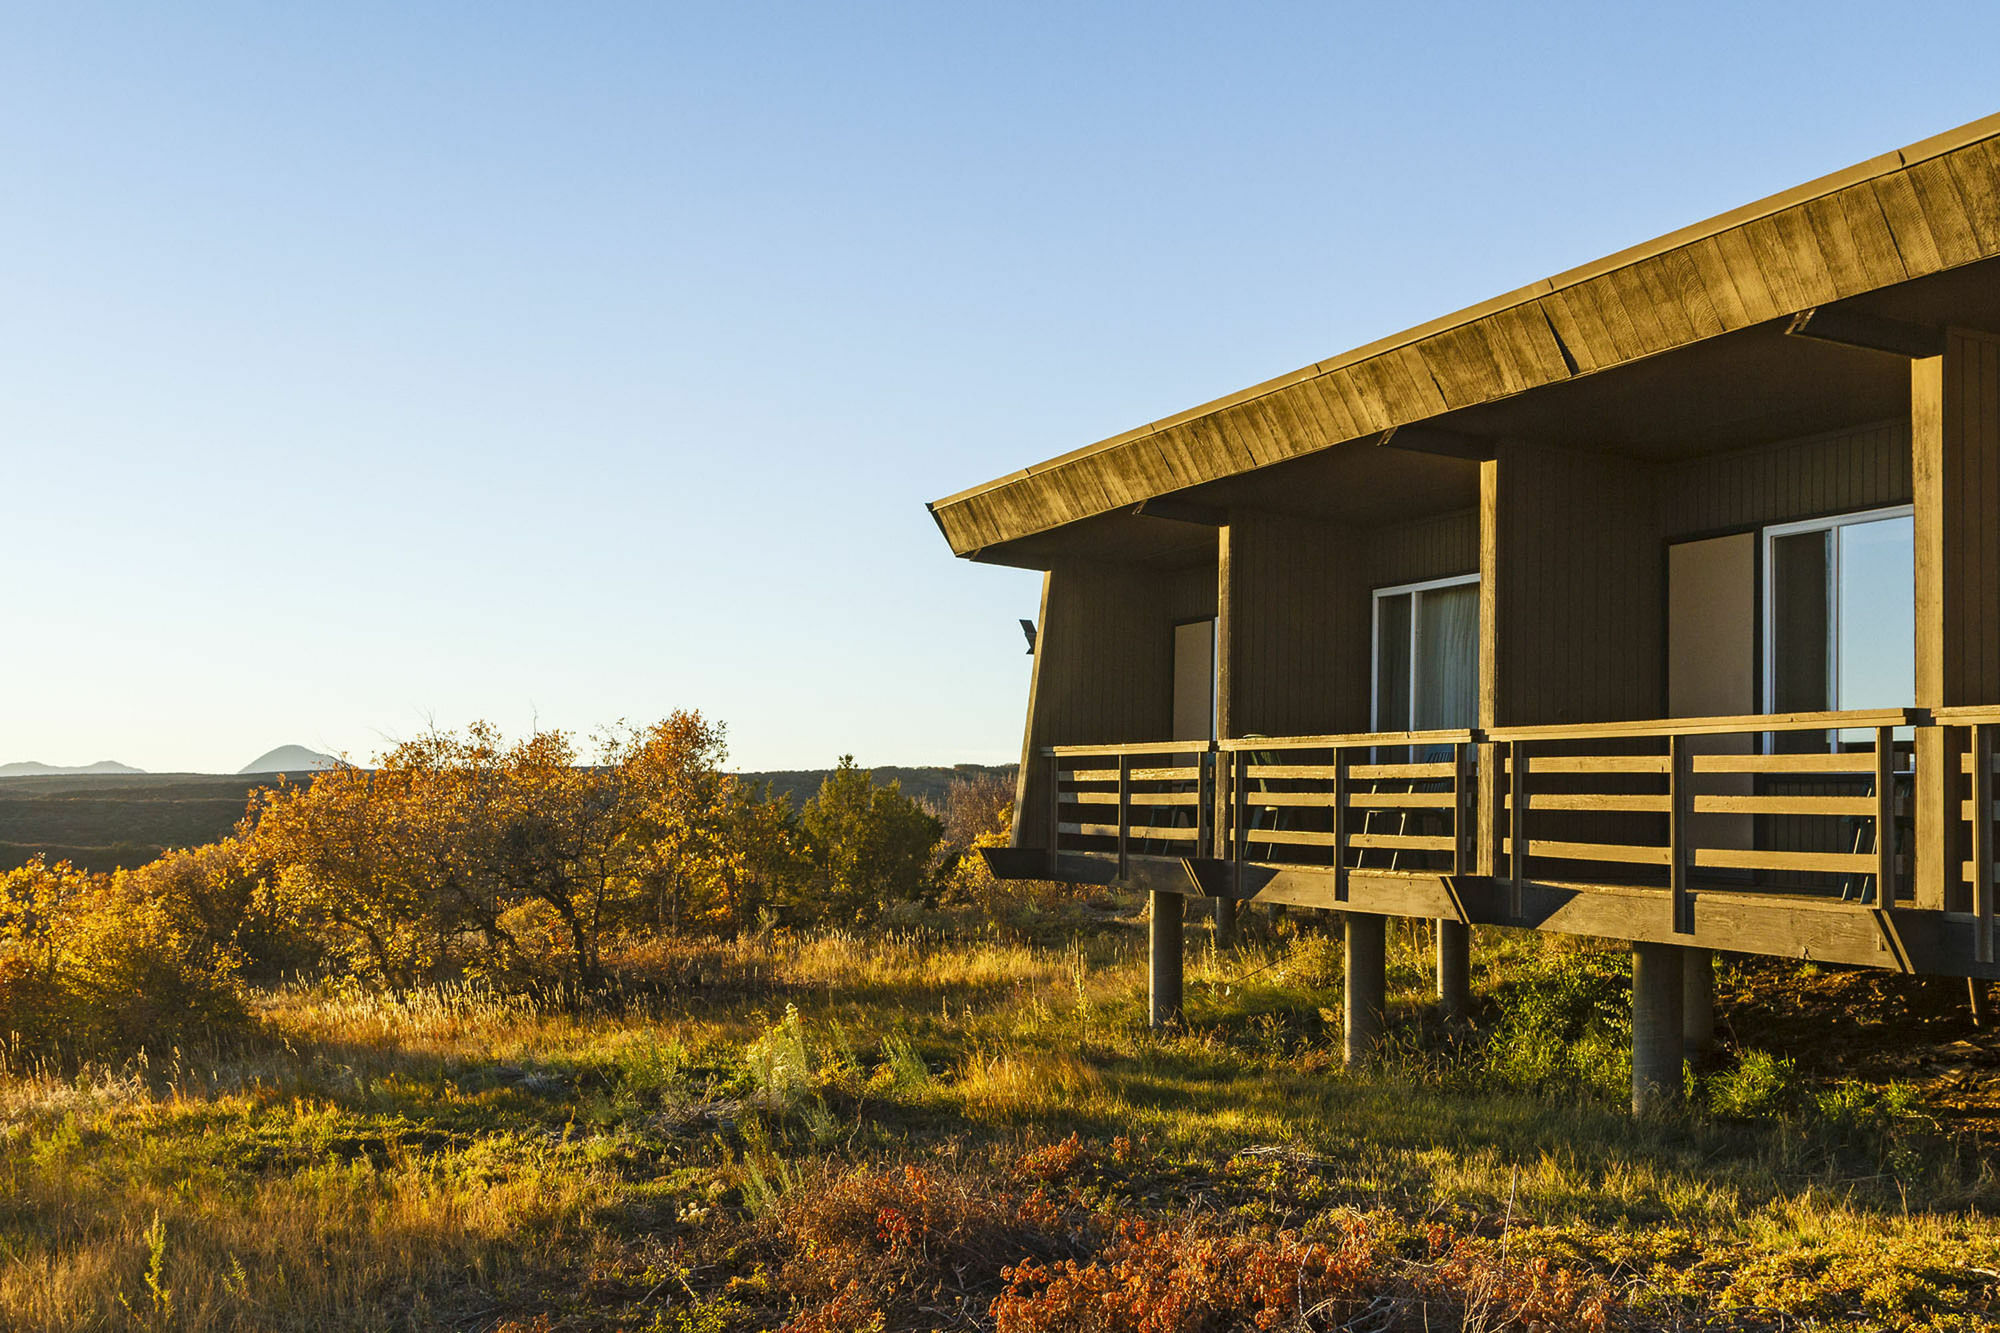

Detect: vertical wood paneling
[1489,443,1665,725]
[1223,510,1366,737]
[1366,508,1479,588]
[1011,558,1201,847]
[1659,420,1911,540]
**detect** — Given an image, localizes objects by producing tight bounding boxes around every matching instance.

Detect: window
[1372,575,1479,731]
[1762,506,1914,742]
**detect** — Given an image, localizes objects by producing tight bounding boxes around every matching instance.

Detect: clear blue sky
[6,3,1997,774]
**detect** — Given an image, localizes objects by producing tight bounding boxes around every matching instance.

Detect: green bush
[1478,941,1631,1101]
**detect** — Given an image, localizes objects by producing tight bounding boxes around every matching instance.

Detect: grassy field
[3,910,1996,1331]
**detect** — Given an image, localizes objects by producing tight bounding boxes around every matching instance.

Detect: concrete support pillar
[1344,913,1387,1067]
[1436,919,1471,1023]
[1682,947,1715,1060]
[1632,941,1685,1114]
[1213,896,1237,946]
[1148,891,1183,1028]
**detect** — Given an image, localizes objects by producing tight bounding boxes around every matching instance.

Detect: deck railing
[1044,740,1213,877]
[1215,731,1478,880]
[1938,707,2000,962]
[1040,711,1928,913]
[1487,710,1915,921]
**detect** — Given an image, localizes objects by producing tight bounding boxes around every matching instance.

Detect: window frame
[1759,503,1915,725]
[1370,572,1480,733]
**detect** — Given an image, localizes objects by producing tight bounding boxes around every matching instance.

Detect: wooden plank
[1116,756,1130,878]
[1046,739,1213,757]
[1343,790,1457,809]
[1218,727,1473,751]
[1693,794,1878,816]
[1488,708,1913,743]
[1247,790,1342,808]
[1072,790,1201,806]
[1349,833,1456,852]
[1507,755,1671,774]
[1671,734,1692,933]
[1348,762,1457,780]
[1694,751,1877,773]
[1253,827,1343,848]
[1063,821,1199,841]
[1505,838,1673,866]
[1875,726,1896,906]
[1530,793,1672,812]
[1694,847,1875,874]
[1976,725,1995,963]
[1455,741,1477,876]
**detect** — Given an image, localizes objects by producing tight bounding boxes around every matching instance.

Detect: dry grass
[0,919,1994,1329]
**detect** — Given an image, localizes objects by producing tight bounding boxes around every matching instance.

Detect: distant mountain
[0,760,145,778]
[238,746,343,774]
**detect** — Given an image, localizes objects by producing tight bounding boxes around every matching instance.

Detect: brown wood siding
[1011,559,1186,847]
[1221,510,1367,738]
[1487,443,1665,726]
[1917,328,2000,709]
[1366,508,1479,588]
[1165,559,1220,623]
[1660,420,1912,540]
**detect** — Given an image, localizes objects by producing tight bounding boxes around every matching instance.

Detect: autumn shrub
[0,857,252,1063]
[994,1217,1387,1333]
[766,1162,1069,1331]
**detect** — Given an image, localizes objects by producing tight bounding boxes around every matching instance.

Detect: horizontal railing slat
[1507,755,1671,774]
[1695,752,1878,774]
[1505,837,1673,866]
[1694,847,1875,874]
[1349,833,1457,851]
[1694,794,1878,816]
[1489,708,1916,743]
[1526,793,1671,812]
[1344,791,1456,809]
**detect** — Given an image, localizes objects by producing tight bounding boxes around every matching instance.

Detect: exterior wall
[1219,510,1362,739]
[1660,419,1911,541]
[1484,442,1664,727]
[1012,553,1216,847]
[1366,507,1478,588]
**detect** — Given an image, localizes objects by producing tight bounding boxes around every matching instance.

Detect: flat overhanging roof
[930,111,2000,561]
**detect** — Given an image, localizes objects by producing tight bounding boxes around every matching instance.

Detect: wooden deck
[1001,708,2000,979]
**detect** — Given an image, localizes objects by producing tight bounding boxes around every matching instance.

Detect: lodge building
[928,113,2000,1110]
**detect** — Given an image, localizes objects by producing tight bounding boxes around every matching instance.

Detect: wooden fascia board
[932,113,2000,559]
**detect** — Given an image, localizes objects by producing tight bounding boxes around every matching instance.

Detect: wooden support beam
[1632,942,1685,1114]
[1976,725,1995,964]
[1149,890,1183,1027]
[1376,424,1495,462]
[1132,496,1228,526]
[1787,306,1946,359]
[1345,913,1386,1067]
[1436,919,1470,1023]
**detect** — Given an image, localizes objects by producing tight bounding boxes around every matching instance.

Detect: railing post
[1874,726,1896,907]
[1232,748,1248,900]
[1333,745,1351,903]
[1669,734,1692,934]
[1045,752,1062,878]
[1508,741,1527,916]
[1453,741,1476,876]
[1976,724,1995,964]
[1116,754,1131,879]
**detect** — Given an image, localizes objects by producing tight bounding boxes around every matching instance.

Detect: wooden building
[928,112,2000,1111]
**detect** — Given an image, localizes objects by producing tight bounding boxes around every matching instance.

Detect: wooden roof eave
[930,111,2000,559]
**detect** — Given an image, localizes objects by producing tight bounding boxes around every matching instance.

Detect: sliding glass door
[1764,506,1914,745]
[1372,575,1479,732]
